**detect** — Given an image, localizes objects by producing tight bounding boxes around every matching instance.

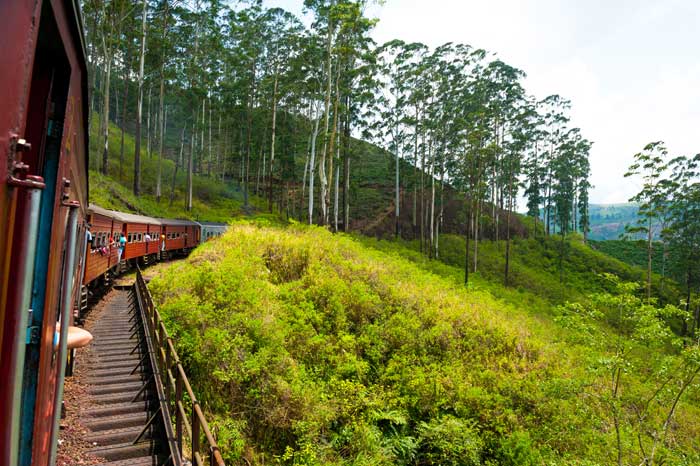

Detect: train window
[137,233,142,242]
[128,234,133,243]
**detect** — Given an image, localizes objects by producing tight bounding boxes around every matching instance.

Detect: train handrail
[135,267,225,466]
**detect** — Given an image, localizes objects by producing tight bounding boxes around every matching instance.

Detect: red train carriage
[160,218,200,253]
[0,0,89,464]
[83,205,123,285]
[112,211,163,261]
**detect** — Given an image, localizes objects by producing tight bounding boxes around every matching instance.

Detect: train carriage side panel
[123,222,149,260]
[10,0,91,464]
[0,0,45,462]
[160,219,198,252]
[83,207,121,285]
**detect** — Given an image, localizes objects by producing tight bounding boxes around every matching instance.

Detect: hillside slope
[149,220,700,466]
[88,119,266,221]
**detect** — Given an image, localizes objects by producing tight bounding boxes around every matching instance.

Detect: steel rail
[135,267,225,466]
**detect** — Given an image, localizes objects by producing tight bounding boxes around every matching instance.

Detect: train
[0,2,225,465]
[82,204,226,291]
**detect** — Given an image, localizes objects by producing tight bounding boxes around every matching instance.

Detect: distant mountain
[588,203,643,240]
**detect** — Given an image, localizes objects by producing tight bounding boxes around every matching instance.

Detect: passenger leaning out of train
[118,233,126,263]
[161,234,166,251]
[86,223,93,249]
[144,232,152,243]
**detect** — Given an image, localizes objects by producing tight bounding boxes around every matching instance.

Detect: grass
[149,219,700,466]
[88,117,265,221]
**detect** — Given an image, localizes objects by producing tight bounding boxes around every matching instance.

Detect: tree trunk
[505,197,512,286]
[301,150,309,222]
[119,59,129,182]
[244,66,255,208]
[394,123,400,238]
[101,41,112,176]
[146,85,152,160]
[268,71,279,212]
[647,216,653,303]
[133,0,148,196]
[309,102,321,224]
[186,110,195,211]
[217,110,222,180]
[343,100,351,232]
[170,124,185,206]
[155,0,169,200]
[208,99,212,177]
[319,5,334,225]
[465,202,472,285]
[156,77,166,201]
[333,143,340,232]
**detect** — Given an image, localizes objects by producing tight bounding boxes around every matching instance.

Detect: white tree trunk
[309,102,322,225]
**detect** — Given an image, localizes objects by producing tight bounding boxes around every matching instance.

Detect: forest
[81,0,700,465]
[83,0,592,280]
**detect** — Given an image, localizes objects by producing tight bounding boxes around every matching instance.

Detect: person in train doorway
[118,232,126,263]
[161,233,166,251]
[86,223,93,250]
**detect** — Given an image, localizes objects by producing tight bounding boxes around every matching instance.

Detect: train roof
[159,218,199,227]
[88,204,161,225]
[196,221,228,227]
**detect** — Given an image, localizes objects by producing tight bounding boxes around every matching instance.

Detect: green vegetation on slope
[589,240,666,275]
[150,221,700,466]
[88,118,264,221]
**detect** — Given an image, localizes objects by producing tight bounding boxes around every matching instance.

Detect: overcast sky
[263,0,700,204]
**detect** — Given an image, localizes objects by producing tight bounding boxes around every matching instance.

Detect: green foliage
[88,118,264,220]
[589,240,665,274]
[150,222,700,465]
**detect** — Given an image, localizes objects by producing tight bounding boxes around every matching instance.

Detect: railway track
[65,269,225,466]
[78,286,167,465]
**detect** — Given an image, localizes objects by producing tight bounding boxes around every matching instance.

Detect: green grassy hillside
[88,118,265,221]
[149,220,700,466]
[589,240,666,275]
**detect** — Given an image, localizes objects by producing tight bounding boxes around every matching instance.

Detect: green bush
[149,222,700,465]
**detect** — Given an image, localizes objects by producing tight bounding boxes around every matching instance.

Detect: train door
[14,2,74,465]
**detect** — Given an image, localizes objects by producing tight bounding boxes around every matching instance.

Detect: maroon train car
[83,204,123,286]
[160,218,200,252]
[113,211,163,261]
[0,0,89,465]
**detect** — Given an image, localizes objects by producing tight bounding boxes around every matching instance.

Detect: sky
[263,0,700,204]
